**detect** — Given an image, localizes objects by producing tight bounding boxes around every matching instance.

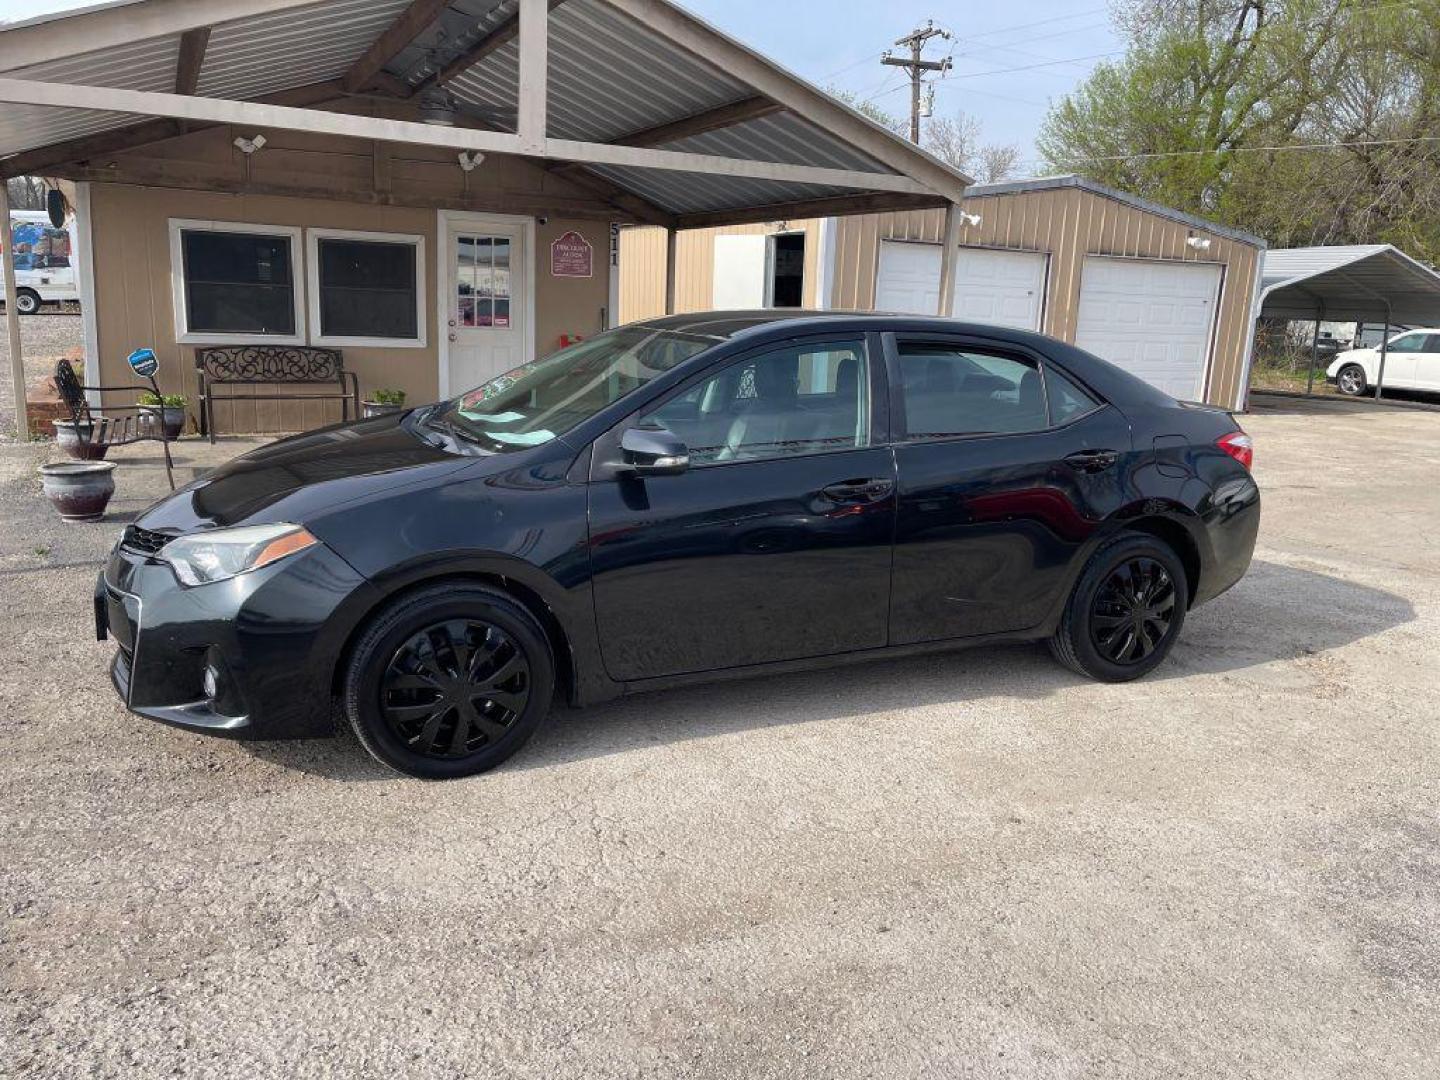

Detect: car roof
[634,309,1063,345]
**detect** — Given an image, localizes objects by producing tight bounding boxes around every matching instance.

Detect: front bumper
[97,537,379,740]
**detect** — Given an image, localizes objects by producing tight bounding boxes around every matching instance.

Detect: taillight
[1216,430,1254,470]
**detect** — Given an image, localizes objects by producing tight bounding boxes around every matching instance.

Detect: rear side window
[1046,367,1102,425]
[895,343,1047,438]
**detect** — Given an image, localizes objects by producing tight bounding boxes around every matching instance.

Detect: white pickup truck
[5,209,78,314]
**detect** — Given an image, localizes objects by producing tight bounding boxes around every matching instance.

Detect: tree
[825,87,908,136]
[1038,0,1440,261]
[827,90,1021,183]
[6,177,46,211]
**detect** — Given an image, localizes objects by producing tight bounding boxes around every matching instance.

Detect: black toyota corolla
[96,313,1259,778]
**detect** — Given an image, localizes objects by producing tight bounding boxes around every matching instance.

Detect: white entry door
[1075,257,1222,401]
[443,214,529,395]
[712,234,767,308]
[874,241,1046,329]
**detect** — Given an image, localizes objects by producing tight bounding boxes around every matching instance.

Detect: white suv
[1327,330,1440,396]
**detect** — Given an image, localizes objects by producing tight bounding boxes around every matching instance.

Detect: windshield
[430,326,717,452]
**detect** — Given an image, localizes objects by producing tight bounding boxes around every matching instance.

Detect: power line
[880,21,952,143]
[864,49,1123,103]
[1019,133,1440,172]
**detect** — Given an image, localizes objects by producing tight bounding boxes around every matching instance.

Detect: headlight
[159,523,320,587]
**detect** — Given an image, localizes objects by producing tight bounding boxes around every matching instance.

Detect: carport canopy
[0,0,977,436]
[1260,245,1440,326]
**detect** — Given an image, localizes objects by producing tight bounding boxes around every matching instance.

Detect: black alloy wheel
[1049,532,1188,682]
[344,584,554,779]
[380,620,531,758]
[1088,557,1176,665]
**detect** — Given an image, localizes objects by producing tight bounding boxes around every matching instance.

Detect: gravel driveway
[0,310,84,440]
[1,403,1437,1078]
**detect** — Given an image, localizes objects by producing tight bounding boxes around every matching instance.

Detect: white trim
[73,181,102,407]
[305,227,427,349]
[167,218,305,346]
[815,217,836,310]
[435,210,536,399]
[0,78,933,196]
[1236,242,1269,411]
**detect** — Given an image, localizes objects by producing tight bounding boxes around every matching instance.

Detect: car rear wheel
[343,583,554,779]
[1049,532,1188,682]
[1335,363,1368,396]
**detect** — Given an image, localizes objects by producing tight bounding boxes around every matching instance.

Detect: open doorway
[766,232,805,308]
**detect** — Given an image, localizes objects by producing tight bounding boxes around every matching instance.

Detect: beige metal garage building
[619,175,1266,410]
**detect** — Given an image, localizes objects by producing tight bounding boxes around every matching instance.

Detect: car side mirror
[620,425,689,476]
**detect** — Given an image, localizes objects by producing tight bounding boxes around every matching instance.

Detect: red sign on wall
[550,230,594,278]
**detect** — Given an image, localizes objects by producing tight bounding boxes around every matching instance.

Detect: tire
[1335,363,1368,397]
[342,583,555,779]
[14,289,40,316]
[1049,532,1188,683]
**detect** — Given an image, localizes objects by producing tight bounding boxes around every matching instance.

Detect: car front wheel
[1050,532,1188,682]
[343,583,555,779]
[1335,363,1368,396]
[14,289,40,316]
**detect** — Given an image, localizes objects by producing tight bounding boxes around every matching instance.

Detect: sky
[0,0,1123,168]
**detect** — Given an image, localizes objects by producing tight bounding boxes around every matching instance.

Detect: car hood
[136,411,477,534]
[1328,347,1373,372]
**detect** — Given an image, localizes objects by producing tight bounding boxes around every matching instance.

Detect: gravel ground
[0,309,85,441]
[1,403,1438,1078]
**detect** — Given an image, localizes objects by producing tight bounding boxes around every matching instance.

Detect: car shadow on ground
[242,558,1415,782]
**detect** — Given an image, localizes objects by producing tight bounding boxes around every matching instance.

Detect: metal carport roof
[1260,245,1440,326]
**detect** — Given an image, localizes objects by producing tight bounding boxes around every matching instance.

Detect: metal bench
[194,345,360,444]
[54,359,176,491]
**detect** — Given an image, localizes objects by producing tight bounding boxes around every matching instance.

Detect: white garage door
[1075,257,1222,400]
[874,241,1045,331]
[951,248,1046,330]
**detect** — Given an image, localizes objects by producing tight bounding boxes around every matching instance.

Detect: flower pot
[142,405,186,440]
[39,461,117,522]
[363,400,403,419]
[52,419,110,461]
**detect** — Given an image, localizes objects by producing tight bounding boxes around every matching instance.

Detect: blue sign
[127,347,158,378]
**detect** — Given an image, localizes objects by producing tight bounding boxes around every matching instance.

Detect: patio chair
[53,359,176,491]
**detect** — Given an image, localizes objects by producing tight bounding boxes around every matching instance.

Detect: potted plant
[138,391,187,440]
[52,418,109,460]
[39,460,117,522]
[363,388,407,418]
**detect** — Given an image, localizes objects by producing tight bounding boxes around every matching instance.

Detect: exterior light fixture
[1186,236,1212,251]
[458,151,485,172]
[959,211,981,227]
[233,134,267,155]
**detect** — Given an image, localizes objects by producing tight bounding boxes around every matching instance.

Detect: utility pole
[882,21,952,144]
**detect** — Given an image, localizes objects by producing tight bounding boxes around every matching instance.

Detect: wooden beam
[0,80,346,178]
[0,79,934,194]
[174,27,211,95]
[516,0,548,152]
[674,191,947,230]
[548,95,781,178]
[413,0,569,97]
[936,202,962,317]
[615,96,782,148]
[597,0,972,196]
[0,181,25,440]
[341,0,451,94]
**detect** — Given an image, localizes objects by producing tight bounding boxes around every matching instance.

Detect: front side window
[1386,333,1427,353]
[313,234,422,344]
[897,343,1048,439]
[178,226,298,338]
[642,340,870,465]
[430,326,717,452]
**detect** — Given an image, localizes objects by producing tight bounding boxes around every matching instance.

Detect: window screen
[897,343,1048,438]
[317,238,419,340]
[1046,367,1101,425]
[181,230,296,336]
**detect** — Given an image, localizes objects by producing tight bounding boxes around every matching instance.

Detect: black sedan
[96,313,1259,778]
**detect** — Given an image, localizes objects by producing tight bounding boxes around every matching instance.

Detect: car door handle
[1063,449,1119,473]
[820,478,895,503]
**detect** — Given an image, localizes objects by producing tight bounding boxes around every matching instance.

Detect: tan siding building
[621,176,1265,410]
